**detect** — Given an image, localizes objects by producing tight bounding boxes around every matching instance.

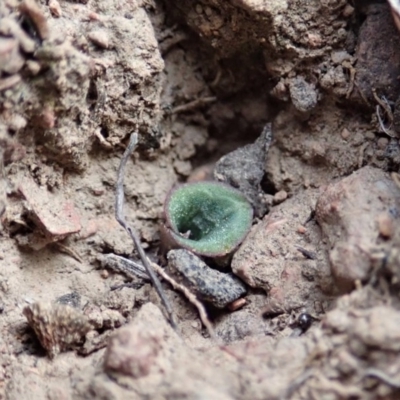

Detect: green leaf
[164,181,253,256]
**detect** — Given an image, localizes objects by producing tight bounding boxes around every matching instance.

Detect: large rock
[316,166,400,292]
[0,1,165,169]
[86,303,238,399]
[74,303,311,400]
[232,189,333,315]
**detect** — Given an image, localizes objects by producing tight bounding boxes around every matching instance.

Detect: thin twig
[373,89,395,137]
[280,370,314,400]
[171,96,217,114]
[0,144,5,218]
[295,245,316,260]
[345,63,356,99]
[376,105,395,137]
[149,260,216,341]
[0,75,21,91]
[363,368,400,388]
[52,242,83,263]
[392,172,400,189]
[358,142,368,169]
[98,253,150,281]
[101,251,216,340]
[373,90,394,121]
[115,132,178,330]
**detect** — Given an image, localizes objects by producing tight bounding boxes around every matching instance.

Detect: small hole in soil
[191,120,266,172]
[100,125,109,139]
[19,16,40,42]
[87,80,99,103]
[261,174,277,195]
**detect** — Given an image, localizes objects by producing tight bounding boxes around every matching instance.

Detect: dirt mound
[2,0,400,399]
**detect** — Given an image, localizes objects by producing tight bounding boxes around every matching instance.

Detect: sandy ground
[2,0,400,399]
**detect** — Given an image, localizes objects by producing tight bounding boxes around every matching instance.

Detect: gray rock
[289,76,318,113]
[214,124,272,217]
[56,291,81,309]
[167,249,246,308]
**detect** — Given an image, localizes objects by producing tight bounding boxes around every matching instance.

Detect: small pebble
[48,0,62,17]
[227,298,247,312]
[8,114,27,131]
[187,165,214,182]
[342,4,355,17]
[273,190,288,204]
[353,131,364,145]
[297,225,307,234]
[365,131,375,141]
[26,60,41,75]
[88,30,110,49]
[330,50,351,65]
[88,11,100,21]
[377,213,394,238]
[204,6,213,16]
[101,269,109,279]
[341,128,351,140]
[377,137,389,150]
[191,320,200,329]
[90,187,105,196]
[195,4,203,14]
[270,81,287,100]
[56,292,81,309]
[289,76,318,112]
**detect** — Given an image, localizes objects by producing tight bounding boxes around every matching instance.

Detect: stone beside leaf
[164,181,253,257]
[167,249,247,308]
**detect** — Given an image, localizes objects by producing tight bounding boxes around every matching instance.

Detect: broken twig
[171,96,217,114]
[52,242,83,263]
[295,246,316,260]
[115,132,178,330]
[150,260,216,340]
[99,253,150,281]
[373,90,395,137]
[100,252,216,340]
[363,368,400,389]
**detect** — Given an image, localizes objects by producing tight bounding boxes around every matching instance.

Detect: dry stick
[363,368,400,389]
[115,132,178,330]
[149,260,216,340]
[171,96,217,114]
[373,90,395,137]
[101,252,216,339]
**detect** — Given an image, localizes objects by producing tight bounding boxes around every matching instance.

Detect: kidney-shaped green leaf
[164,181,253,257]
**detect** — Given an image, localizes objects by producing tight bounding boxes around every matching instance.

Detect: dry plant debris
[115,132,178,330]
[2,0,400,398]
[23,301,91,358]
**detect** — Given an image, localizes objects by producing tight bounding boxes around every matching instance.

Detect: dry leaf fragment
[23,301,91,358]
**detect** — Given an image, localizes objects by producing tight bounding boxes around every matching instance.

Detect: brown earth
[2,0,400,399]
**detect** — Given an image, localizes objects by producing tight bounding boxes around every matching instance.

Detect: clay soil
[2,0,400,399]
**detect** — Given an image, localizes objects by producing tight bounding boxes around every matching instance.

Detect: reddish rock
[316,166,400,292]
[19,178,81,238]
[232,189,333,315]
[104,323,162,379]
